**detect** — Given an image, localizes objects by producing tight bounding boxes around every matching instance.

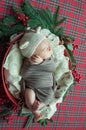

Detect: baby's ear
[19,41,29,49]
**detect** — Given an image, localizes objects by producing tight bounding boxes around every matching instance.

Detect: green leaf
[68,84,73,92]
[73,81,77,86]
[25,114,34,128]
[67,49,76,64]
[0,31,3,38]
[62,89,69,101]
[0,23,10,32]
[0,23,25,37]
[3,16,17,25]
[8,24,25,35]
[39,118,53,127]
[63,82,74,101]
[39,119,47,126]
[43,120,47,127]
[0,109,13,117]
[0,24,11,36]
[39,119,45,124]
[14,24,25,32]
[67,43,73,51]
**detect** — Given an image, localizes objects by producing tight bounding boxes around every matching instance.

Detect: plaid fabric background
[0,0,86,129]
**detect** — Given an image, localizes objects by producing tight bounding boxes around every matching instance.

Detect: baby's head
[19,27,52,60]
[34,39,52,60]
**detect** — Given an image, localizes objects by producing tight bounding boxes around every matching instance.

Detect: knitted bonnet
[19,27,46,58]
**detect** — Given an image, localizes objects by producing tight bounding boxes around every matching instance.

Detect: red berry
[75,45,78,49]
[17,16,21,20]
[22,18,26,22]
[73,44,78,50]
[72,69,81,83]
[25,16,29,20]
[23,22,27,26]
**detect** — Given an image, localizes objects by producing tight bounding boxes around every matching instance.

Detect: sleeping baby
[19,28,57,121]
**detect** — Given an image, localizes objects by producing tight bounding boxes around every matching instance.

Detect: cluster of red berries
[72,44,81,82]
[72,69,82,83]
[72,44,78,53]
[17,13,29,26]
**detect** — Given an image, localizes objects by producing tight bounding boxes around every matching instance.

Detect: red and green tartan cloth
[0,0,86,129]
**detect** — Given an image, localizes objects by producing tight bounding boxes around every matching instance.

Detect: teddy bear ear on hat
[35,26,41,34]
[19,41,29,49]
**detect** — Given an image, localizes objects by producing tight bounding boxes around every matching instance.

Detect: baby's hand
[29,55,43,64]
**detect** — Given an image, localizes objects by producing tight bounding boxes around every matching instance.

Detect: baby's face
[34,39,52,60]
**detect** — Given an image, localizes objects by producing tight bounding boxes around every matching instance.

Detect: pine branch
[55,17,66,26]
[0,23,11,36]
[3,16,18,26]
[39,10,52,28]
[53,6,60,26]
[13,5,23,14]
[23,1,38,19]
[25,114,34,128]
[0,109,13,117]
[44,9,54,25]
[55,27,64,37]
[27,19,41,29]
[39,118,53,127]
[11,24,25,33]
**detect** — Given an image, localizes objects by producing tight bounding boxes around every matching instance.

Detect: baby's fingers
[29,55,43,64]
[34,55,43,63]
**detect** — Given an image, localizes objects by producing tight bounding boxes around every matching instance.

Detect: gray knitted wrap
[21,57,57,105]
